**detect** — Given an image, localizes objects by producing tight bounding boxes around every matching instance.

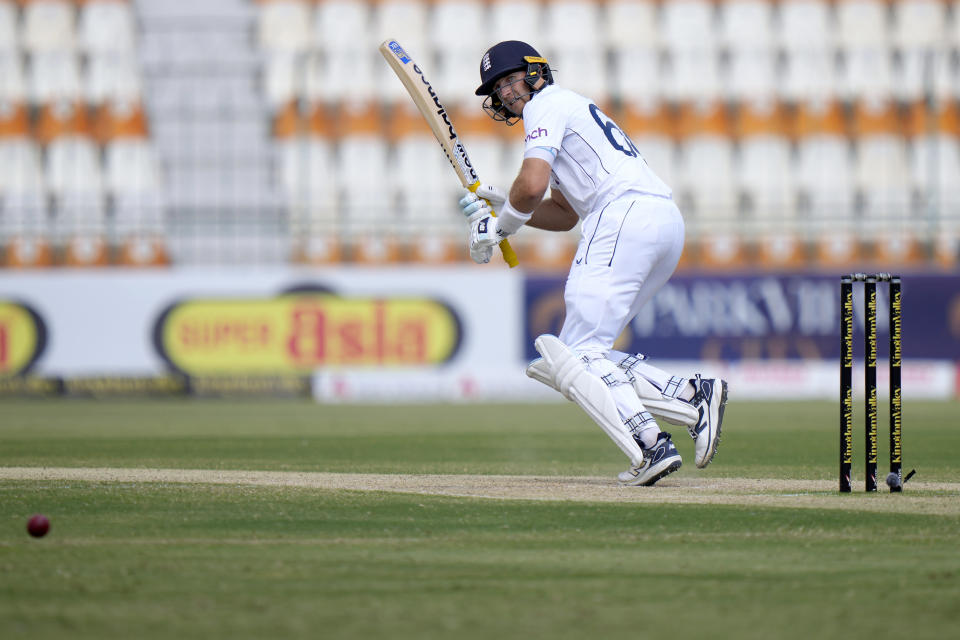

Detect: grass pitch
[2,399,959,639]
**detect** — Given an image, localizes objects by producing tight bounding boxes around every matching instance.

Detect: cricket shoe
[688,375,728,469]
[618,432,682,487]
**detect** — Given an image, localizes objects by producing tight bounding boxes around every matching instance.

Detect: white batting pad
[533,334,645,465]
[525,357,558,392]
[627,372,699,426]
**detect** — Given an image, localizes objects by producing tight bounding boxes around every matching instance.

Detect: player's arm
[510,154,577,232]
[529,188,578,232]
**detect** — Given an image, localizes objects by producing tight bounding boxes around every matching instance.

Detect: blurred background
[1,0,958,402]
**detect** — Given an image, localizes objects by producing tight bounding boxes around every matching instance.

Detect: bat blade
[379,39,519,268]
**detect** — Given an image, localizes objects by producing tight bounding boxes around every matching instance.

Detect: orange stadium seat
[674,100,744,269]
[0,101,51,267]
[334,100,400,263]
[907,100,960,268]
[735,99,803,269]
[388,103,463,264]
[276,102,342,265]
[792,99,859,267]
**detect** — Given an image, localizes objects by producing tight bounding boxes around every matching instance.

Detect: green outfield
[2,398,959,639]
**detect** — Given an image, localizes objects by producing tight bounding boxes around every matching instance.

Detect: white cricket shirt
[521,85,672,218]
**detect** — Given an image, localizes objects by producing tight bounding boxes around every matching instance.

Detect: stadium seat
[0,1,18,54]
[777,0,837,103]
[105,136,168,267]
[549,49,609,104]
[604,0,660,51]
[313,0,371,55]
[611,47,664,105]
[371,0,428,64]
[892,0,952,102]
[84,53,143,105]
[306,48,378,107]
[621,101,678,190]
[34,98,89,145]
[835,0,892,102]
[333,101,398,263]
[734,100,795,220]
[389,103,462,263]
[44,134,108,266]
[27,51,83,105]
[263,52,300,111]
[256,0,312,54]
[719,0,778,102]
[851,99,911,229]
[22,0,77,53]
[453,106,512,189]
[276,103,342,263]
[78,0,137,55]
[674,100,743,267]
[428,0,489,107]
[906,100,960,234]
[791,99,858,263]
[735,99,800,266]
[0,137,49,266]
[541,0,601,54]
[0,52,26,104]
[661,0,721,103]
[488,0,543,48]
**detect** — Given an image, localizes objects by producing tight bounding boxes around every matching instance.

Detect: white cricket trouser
[559,195,684,357]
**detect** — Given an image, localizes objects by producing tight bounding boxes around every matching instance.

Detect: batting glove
[458,191,491,223]
[473,183,507,209]
[469,214,505,264]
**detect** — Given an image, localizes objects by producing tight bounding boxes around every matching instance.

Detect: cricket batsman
[459,41,728,486]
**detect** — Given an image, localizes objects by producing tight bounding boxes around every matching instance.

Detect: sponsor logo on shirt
[525,127,548,142]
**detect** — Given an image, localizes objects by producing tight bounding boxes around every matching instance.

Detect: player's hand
[473,183,507,209]
[458,191,491,223]
[469,214,505,264]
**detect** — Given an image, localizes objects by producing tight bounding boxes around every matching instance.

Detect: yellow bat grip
[468,182,520,268]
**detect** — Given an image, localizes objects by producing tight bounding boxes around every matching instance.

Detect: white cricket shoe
[688,375,728,468]
[618,432,682,486]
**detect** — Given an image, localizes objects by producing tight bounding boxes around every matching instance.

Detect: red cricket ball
[27,514,50,538]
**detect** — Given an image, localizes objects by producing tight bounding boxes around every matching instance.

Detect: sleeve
[522,94,567,155]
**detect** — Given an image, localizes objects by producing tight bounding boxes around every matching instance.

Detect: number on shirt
[589,104,640,158]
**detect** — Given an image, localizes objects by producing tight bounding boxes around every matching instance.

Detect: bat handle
[468,182,520,268]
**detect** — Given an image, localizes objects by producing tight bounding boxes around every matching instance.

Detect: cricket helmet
[474,40,553,97]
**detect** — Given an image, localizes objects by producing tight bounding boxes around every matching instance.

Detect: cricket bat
[379,39,520,268]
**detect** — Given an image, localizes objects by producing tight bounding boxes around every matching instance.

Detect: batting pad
[628,374,699,427]
[534,334,645,465]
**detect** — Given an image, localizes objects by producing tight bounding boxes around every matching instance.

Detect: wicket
[839,273,902,493]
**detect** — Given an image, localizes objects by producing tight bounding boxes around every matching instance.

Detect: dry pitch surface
[2,467,958,516]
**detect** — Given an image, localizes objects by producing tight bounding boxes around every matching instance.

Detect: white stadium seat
[611,47,664,104]
[28,51,83,104]
[0,52,26,103]
[313,0,371,54]
[488,0,543,48]
[85,54,143,105]
[79,0,137,54]
[541,0,601,54]
[372,0,429,64]
[604,0,660,51]
[22,0,77,53]
[0,0,18,53]
[256,0,312,54]
[104,138,162,196]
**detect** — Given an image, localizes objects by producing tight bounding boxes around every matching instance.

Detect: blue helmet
[474,40,553,97]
